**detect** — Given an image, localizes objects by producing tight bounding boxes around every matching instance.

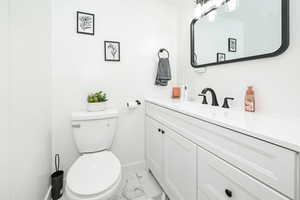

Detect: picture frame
[77,11,95,35]
[217,53,226,62]
[104,41,120,62]
[228,38,237,52]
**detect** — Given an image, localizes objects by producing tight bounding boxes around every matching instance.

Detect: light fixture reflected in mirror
[194,0,237,21]
[194,3,203,19]
[214,0,224,7]
[227,0,237,12]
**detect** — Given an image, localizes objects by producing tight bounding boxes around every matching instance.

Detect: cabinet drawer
[197,147,290,200]
[146,103,297,198]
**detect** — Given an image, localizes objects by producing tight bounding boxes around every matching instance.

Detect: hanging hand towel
[155,58,172,86]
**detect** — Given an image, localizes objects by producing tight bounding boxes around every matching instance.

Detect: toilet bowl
[68,110,121,200]
[66,151,122,200]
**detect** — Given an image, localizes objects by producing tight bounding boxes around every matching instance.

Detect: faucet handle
[222,97,235,109]
[198,94,208,105]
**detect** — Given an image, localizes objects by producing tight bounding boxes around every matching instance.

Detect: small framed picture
[104,41,120,62]
[77,11,95,35]
[217,53,226,62]
[228,38,237,52]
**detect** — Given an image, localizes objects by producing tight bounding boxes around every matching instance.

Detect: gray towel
[155,58,172,86]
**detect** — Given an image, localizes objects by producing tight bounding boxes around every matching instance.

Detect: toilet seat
[66,151,121,199]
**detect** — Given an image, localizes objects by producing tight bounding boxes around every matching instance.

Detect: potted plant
[87,91,108,112]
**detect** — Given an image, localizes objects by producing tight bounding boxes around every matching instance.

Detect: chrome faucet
[201,88,219,106]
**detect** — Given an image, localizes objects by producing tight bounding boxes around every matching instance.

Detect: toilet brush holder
[51,154,64,200]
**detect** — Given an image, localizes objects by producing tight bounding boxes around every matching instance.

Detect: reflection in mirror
[191,0,289,68]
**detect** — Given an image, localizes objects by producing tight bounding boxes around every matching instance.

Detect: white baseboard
[44,186,51,200]
[122,160,146,174]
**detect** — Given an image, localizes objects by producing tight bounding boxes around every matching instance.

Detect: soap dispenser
[181,84,189,102]
[245,86,255,112]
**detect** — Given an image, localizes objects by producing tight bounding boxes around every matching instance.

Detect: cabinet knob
[158,128,161,132]
[162,130,165,134]
[225,189,232,198]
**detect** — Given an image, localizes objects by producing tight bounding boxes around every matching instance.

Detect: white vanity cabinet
[145,101,300,200]
[146,117,197,200]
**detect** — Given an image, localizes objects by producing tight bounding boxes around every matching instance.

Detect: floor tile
[62,169,164,200]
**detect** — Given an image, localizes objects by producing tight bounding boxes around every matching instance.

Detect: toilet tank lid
[72,109,118,121]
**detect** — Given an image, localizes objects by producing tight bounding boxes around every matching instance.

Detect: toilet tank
[71,109,118,154]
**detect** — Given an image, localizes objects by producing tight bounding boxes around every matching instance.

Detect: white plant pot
[87,102,107,112]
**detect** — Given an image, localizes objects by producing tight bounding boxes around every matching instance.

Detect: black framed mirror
[191,0,289,68]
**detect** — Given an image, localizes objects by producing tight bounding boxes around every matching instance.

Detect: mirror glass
[191,0,289,68]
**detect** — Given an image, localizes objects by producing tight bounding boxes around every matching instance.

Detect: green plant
[87,91,108,103]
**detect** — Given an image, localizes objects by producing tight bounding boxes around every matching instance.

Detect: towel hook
[158,48,170,59]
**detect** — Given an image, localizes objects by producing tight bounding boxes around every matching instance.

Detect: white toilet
[66,109,121,200]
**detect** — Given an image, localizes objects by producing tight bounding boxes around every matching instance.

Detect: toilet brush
[51,154,64,200]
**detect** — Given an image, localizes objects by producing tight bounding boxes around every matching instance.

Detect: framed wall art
[104,41,120,62]
[77,11,95,35]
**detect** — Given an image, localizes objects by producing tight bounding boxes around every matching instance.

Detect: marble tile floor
[62,169,167,200]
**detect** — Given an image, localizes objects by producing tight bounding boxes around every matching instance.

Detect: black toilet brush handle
[55,154,60,172]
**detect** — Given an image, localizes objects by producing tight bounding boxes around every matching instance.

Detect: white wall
[0,0,10,198]
[52,0,178,170]
[0,0,52,199]
[178,1,300,117]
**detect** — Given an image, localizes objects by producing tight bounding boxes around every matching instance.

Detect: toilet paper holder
[126,100,141,108]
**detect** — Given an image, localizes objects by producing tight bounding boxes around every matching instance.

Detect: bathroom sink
[147,98,247,127]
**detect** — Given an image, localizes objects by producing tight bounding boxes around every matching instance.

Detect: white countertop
[146,98,300,152]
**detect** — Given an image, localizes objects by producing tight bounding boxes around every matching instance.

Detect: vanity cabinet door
[197,147,290,200]
[164,127,197,200]
[146,117,164,183]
